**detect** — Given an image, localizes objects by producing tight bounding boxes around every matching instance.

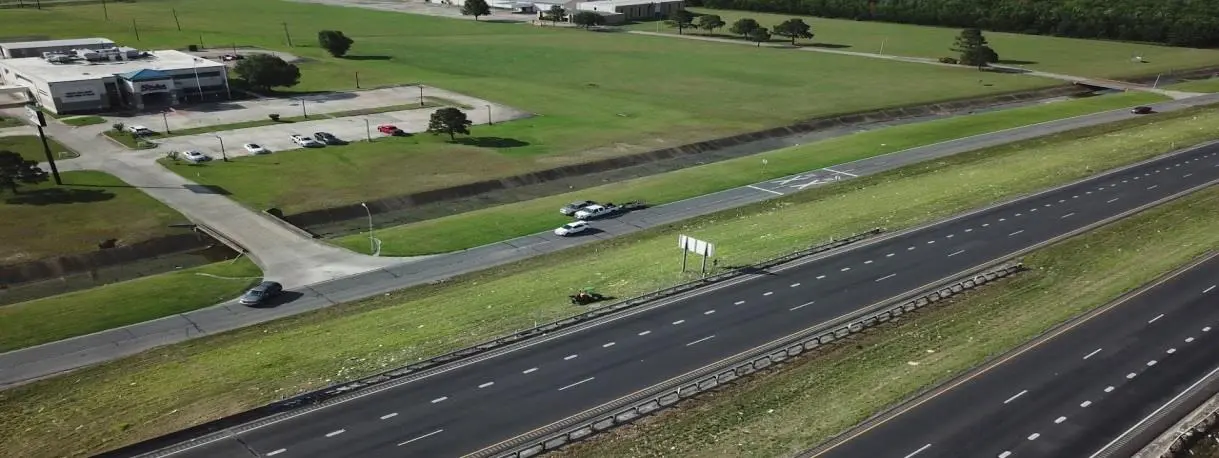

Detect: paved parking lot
[110,86,454,133]
[153,86,530,157]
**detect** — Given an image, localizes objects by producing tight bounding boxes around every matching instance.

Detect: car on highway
[127,125,155,136]
[574,201,646,220]
[180,150,210,163]
[314,132,345,145]
[377,124,404,136]
[239,281,283,306]
[560,200,598,216]
[243,143,269,154]
[1131,106,1153,114]
[553,220,589,236]
[290,134,324,148]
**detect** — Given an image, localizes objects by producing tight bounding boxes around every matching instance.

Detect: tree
[571,11,606,29]
[747,26,771,46]
[665,9,695,35]
[317,30,355,57]
[773,18,814,45]
[951,28,999,69]
[427,107,473,141]
[0,150,48,194]
[695,14,725,35]
[233,54,301,92]
[461,0,491,20]
[729,18,760,39]
[546,5,566,24]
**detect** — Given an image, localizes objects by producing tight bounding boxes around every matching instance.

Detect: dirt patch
[285,85,1088,237]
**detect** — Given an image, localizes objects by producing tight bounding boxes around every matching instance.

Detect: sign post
[679,235,716,277]
[26,104,61,185]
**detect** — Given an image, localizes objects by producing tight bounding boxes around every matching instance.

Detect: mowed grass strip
[628,8,1219,78]
[0,258,261,352]
[0,171,185,263]
[0,0,1056,161]
[60,116,107,127]
[1166,78,1219,93]
[337,91,1166,255]
[0,135,74,163]
[553,182,1219,458]
[2,102,1217,458]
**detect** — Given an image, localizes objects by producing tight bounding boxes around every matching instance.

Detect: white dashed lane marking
[948,250,964,257]
[1105,386,1115,393]
[790,301,815,311]
[704,310,715,315]
[672,320,685,325]
[558,377,595,391]
[1148,185,1159,190]
[686,335,715,346]
[1147,360,1157,367]
[964,228,973,232]
[1187,337,1196,343]
[325,429,345,438]
[841,267,851,272]
[638,330,651,336]
[1061,212,1075,219]
[763,291,774,296]
[523,367,538,374]
[431,396,448,403]
[1083,348,1102,359]
[1004,390,1027,404]
[381,412,399,420]
[903,444,932,458]
[1126,373,1137,379]
[1167,348,1176,354]
[479,382,495,388]
[1206,327,1213,332]
[1108,198,1120,203]
[734,300,746,305]
[864,260,873,264]
[1080,401,1092,408]
[791,282,802,287]
[397,429,444,447]
[564,354,578,360]
[1009,230,1025,237]
[1204,285,1216,294]
[602,342,615,347]
[817,275,827,279]
[876,273,897,282]
[1028,433,1040,441]
[1148,314,1164,324]
[1055,416,1067,424]
[908,246,917,250]
[886,253,895,257]
[999,452,1012,458]
[267,449,286,456]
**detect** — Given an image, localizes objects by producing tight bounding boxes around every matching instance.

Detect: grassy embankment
[1166,78,1219,93]
[0,257,261,352]
[3,101,1218,457]
[337,91,1165,255]
[555,175,1219,458]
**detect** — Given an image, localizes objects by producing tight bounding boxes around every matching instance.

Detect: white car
[180,150,210,163]
[574,205,612,220]
[127,125,155,136]
[554,221,589,236]
[290,134,323,148]
[243,143,269,154]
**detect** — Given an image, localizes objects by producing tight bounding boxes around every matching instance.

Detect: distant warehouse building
[0,44,229,114]
[0,37,115,59]
[574,0,683,23]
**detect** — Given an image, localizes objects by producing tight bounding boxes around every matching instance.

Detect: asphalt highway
[809,254,1219,458]
[151,139,1219,457]
[6,95,1219,390]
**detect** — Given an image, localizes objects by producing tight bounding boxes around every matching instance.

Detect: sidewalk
[5,92,1216,389]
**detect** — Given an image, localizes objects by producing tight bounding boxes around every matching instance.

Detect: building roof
[118,68,171,81]
[0,50,224,83]
[577,0,680,7]
[0,37,114,50]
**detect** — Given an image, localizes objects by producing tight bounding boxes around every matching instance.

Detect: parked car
[314,131,345,145]
[377,124,404,136]
[573,201,646,220]
[1131,106,1153,114]
[243,143,269,154]
[239,281,283,306]
[221,54,244,61]
[180,150,210,163]
[554,220,589,236]
[127,125,155,136]
[290,134,324,148]
[559,200,598,216]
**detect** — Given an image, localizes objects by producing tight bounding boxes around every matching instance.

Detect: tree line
[686,0,1219,47]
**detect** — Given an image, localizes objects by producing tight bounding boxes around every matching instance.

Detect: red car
[377,124,403,135]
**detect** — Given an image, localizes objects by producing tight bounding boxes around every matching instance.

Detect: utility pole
[355,71,360,89]
[486,104,493,125]
[172,8,182,31]
[102,0,109,20]
[162,111,170,134]
[282,22,294,47]
[36,125,61,185]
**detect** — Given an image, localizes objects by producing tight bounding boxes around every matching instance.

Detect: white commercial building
[0,37,115,59]
[0,45,229,115]
[575,0,683,22]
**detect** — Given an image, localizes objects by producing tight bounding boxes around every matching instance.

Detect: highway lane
[809,254,1219,458]
[8,94,1219,389]
[151,140,1219,457]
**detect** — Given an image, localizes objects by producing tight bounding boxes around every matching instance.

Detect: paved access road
[808,253,1219,458]
[5,94,1219,390]
[143,141,1219,458]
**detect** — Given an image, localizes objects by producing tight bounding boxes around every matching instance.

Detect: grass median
[2,102,1217,457]
[552,175,1219,458]
[0,257,261,353]
[0,135,74,163]
[336,91,1166,255]
[60,116,107,127]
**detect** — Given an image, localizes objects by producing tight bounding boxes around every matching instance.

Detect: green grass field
[0,116,23,128]
[629,8,1219,78]
[0,171,185,263]
[555,184,1219,458]
[60,115,107,127]
[1166,78,1219,93]
[0,135,75,163]
[3,100,1216,458]
[336,91,1166,255]
[0,0,1060,162]
[0,257,261,352]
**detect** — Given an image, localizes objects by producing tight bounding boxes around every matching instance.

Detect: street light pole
[418,85,424,107]
[214,134,228,161]
[300,98,307,119]
[162,111,171,134]
[360,202,375,255]
[486,104,493,125]
[364,118,371,142]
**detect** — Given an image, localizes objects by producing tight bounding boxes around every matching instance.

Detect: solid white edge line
[1088,364,1219,458]
[558,377,595,391]
[397,429,444,447]
[903,443,932,458]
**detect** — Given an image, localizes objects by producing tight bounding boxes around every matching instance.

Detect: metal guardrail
[486,262,1027,458]
[112,229,883,457]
